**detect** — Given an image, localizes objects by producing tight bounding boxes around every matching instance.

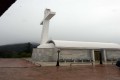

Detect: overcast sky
[0,0,120,45]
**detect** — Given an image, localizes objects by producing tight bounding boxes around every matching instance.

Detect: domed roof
[47,40,120,49]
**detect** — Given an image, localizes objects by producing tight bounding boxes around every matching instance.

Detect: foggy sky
[0,0,120,45]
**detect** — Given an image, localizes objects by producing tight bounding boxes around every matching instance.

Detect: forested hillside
[0,42,39,58]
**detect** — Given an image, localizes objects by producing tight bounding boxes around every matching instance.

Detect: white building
[32,9,120,64]
[32,40,120,64]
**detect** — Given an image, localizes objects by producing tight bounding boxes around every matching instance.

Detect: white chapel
[32,9,120,64]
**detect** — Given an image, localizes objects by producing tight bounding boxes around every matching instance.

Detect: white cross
[40,9,55,45]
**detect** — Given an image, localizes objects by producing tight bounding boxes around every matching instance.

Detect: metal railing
[59,59,93,66]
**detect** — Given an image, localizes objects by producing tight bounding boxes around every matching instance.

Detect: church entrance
[94,50,103,64]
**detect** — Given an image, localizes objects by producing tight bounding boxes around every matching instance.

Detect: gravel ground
[0,58,120,80]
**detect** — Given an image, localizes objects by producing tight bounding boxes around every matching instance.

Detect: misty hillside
[0,42,39,58]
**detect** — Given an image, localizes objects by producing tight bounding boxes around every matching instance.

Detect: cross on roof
[40,9,55,25]
[39,9,56,46]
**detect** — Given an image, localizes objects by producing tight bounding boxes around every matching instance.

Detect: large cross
[40,9,55,45]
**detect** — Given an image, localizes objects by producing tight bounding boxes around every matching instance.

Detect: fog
[0,0,120,45]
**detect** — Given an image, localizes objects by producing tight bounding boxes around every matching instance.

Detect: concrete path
[0,58,120,80]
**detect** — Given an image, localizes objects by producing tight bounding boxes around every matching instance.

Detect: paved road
[0,58,120,80]
[0,58,36,67]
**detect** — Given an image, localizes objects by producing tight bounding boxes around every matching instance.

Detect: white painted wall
[106,50,120,59]
[32,48,57,61]
[59,49,91,60]
[32,47,120,62]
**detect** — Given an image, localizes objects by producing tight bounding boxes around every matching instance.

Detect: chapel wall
[106,50,120,60]
[58,49,91,61]
[32,48,91,62]
[32,48,57,62]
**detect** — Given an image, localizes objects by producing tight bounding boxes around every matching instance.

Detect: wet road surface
[0,58,120,80]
